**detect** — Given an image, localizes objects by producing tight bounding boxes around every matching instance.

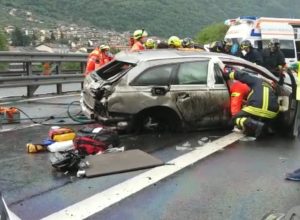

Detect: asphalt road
[94,135,300,220]
[1,94,300,220]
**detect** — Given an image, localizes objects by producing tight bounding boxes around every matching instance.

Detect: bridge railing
[0,52,88,97]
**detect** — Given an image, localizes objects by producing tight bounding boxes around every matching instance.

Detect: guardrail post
[26,61,37,97]
[80,62,85,89]
[56,62,62,94]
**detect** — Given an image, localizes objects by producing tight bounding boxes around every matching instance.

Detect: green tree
[0,30,8,51]
[11,27,30,46]
[0,29,8,70]
[195,23,229,44]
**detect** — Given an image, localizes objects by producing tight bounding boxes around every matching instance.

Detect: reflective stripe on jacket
[229,70,279,119]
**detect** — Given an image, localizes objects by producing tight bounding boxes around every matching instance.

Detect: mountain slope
[1,0,300,37]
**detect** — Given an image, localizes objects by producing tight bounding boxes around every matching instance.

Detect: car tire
[133,108,182,133]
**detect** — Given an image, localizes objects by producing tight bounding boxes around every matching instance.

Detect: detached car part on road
[80,49,300,136]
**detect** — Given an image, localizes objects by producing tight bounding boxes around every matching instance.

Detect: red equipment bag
[73,124,120,155]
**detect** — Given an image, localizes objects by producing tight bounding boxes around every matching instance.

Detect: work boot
[254,121,265,138]
[286,168,300,181]
[244,118,266,138]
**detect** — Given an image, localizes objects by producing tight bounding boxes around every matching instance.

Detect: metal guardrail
[0,52,88,97]
[0,69,81,77]
[0,74,84,88]
[0,51,88,62]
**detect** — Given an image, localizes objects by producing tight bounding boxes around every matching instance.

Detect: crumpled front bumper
[80,94,132,128]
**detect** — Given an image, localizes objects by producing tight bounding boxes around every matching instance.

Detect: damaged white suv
[81,49,300,136]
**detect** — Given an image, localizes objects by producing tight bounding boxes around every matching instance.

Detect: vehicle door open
[171,58,230,129]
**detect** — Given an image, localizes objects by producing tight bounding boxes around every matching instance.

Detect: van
[224,16,300,65]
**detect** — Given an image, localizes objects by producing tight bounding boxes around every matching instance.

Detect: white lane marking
[42,132,244,220]
[0,124,40,133]
[0,93,80,105]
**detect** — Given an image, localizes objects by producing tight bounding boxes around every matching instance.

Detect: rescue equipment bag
[73,125,120,155]
[50,150,83,172]
[48,127,76,142]
[26,143,48,153]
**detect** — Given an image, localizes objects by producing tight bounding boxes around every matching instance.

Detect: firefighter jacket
[95,51,114,69]
[84,48,100,76]
[229,70,279,119]
[242,48,263,66]
[130,41,145,52]
[262,48,286,77]
[229,80,250,116]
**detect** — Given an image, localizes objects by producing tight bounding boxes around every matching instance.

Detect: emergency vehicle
[224,16,300,65]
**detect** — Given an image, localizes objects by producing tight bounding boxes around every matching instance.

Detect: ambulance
[224,16,300,65]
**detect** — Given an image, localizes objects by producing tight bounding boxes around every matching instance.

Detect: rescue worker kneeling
[223,66,279,138]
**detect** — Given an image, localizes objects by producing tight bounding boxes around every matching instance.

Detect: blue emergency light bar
[239,16,259,20]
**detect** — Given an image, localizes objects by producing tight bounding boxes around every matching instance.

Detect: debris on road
[239,136,256,142]
[197,137,211,146]
[176,141,193,151]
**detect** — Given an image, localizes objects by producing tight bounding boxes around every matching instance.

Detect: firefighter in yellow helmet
[130,29,148,52]
[168,36,182,48]
[144,38,156,49]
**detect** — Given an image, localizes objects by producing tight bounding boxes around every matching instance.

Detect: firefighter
[156,40,169,49]
[95,45,114,69]
[130,29,148,52]
[240,40,263,66]
[209,41,224,53]
[144,38,156,49]
[222,66,279,138]
[211,42,250,116]
[167,36,182,48]
[223,39,234,55]
[181,37,195,48]
[84,46,100,76]
[262,39,286,79]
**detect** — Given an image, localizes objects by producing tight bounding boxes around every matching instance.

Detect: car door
[127,63,177,114]
[170,59,230,128]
